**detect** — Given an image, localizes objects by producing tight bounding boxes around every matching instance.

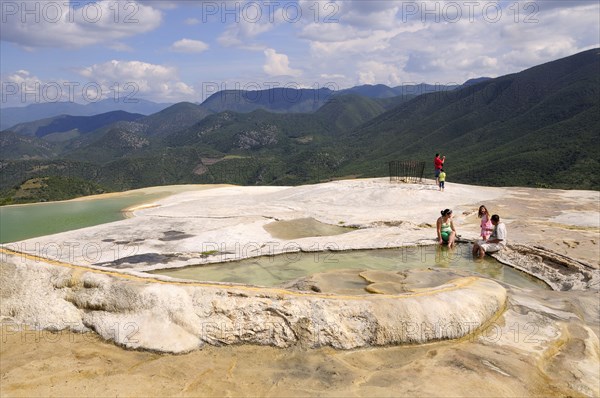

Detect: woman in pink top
[478,205,493,241]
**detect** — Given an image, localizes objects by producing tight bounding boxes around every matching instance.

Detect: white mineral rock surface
[1,179,599,396]
[2,179,511,271]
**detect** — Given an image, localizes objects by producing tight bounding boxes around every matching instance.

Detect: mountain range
[341,49,599,188]
[0,82,460,133]
[9,110,145,139]
[0,99,173,131]
[0,49,597,203]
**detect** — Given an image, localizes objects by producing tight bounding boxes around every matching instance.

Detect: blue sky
[1,0,599,107]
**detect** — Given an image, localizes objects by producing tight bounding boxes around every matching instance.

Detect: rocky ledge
[1,250,506,353]
[1,179,599,396]
[491,243,599,291]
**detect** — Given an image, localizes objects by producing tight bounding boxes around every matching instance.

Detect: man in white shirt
[472,214,507,258]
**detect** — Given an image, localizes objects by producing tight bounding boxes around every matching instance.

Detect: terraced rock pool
[150,246,550,292]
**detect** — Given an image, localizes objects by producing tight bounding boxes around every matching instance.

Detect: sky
[1,0,599,107]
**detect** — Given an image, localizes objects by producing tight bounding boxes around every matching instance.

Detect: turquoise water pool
[0,186,215,243]
[151,246,550,291]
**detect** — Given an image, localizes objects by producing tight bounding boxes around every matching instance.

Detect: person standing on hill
[434,153,445,185]
[438,169,446,191]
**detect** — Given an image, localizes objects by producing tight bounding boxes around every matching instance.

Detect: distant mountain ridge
[199,83,462,114]
[340,48,600,188]
[9,111,145,138]
[1,50,598,204]
[1,81,472,132]
[138,102,213,137]
[201,87,334,114]
[462,77,492,86]
[0,99,173,131]
[338,83,460,98]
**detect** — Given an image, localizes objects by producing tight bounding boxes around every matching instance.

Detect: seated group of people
[436,205,507,257]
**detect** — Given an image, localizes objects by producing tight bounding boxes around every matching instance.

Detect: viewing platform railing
[389,160,425,183]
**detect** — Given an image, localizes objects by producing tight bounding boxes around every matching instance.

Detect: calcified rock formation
[492,244,599,291]
[1,180,598,396]
[1,250,506,353]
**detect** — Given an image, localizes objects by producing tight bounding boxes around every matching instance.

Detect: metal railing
[389,160,425,183]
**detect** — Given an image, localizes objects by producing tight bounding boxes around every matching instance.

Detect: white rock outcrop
[492,243,599,291]
[1,251,506,353]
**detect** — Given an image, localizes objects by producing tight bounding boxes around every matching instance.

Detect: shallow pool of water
[263,218,353,240]
[151,245,550,291]
[0,185,215,243]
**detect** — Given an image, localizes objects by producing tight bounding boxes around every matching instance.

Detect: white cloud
[0,0,162,49]
[320,73,346,79]
[2,70,38,88]
[263,49,302,77]
[215,2,293,49]
[536,0,598,12]
[0,69,92,106]
[357,61,402,85]
[136,1,180,9]
[170,39,209,53]
[4,1,597,105]
[337,0,398,14]
[263,48,302,76]
[217,19,275,49]
[308,27,406,58]
[493,4,600,69]
[294,1,600,86]
[336,1,400,29]
[0,69,165,107]
[137,0,227,10]
[79,60,172,81]
[299,23,365,43]
[1,70,44,107]
[76,60,196,102]
[298,0,399,29]
[108,42,134,52]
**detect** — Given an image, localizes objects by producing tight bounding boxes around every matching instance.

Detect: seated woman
[436,208,457,248]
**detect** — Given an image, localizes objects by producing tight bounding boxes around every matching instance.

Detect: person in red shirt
[434,153,445,185]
